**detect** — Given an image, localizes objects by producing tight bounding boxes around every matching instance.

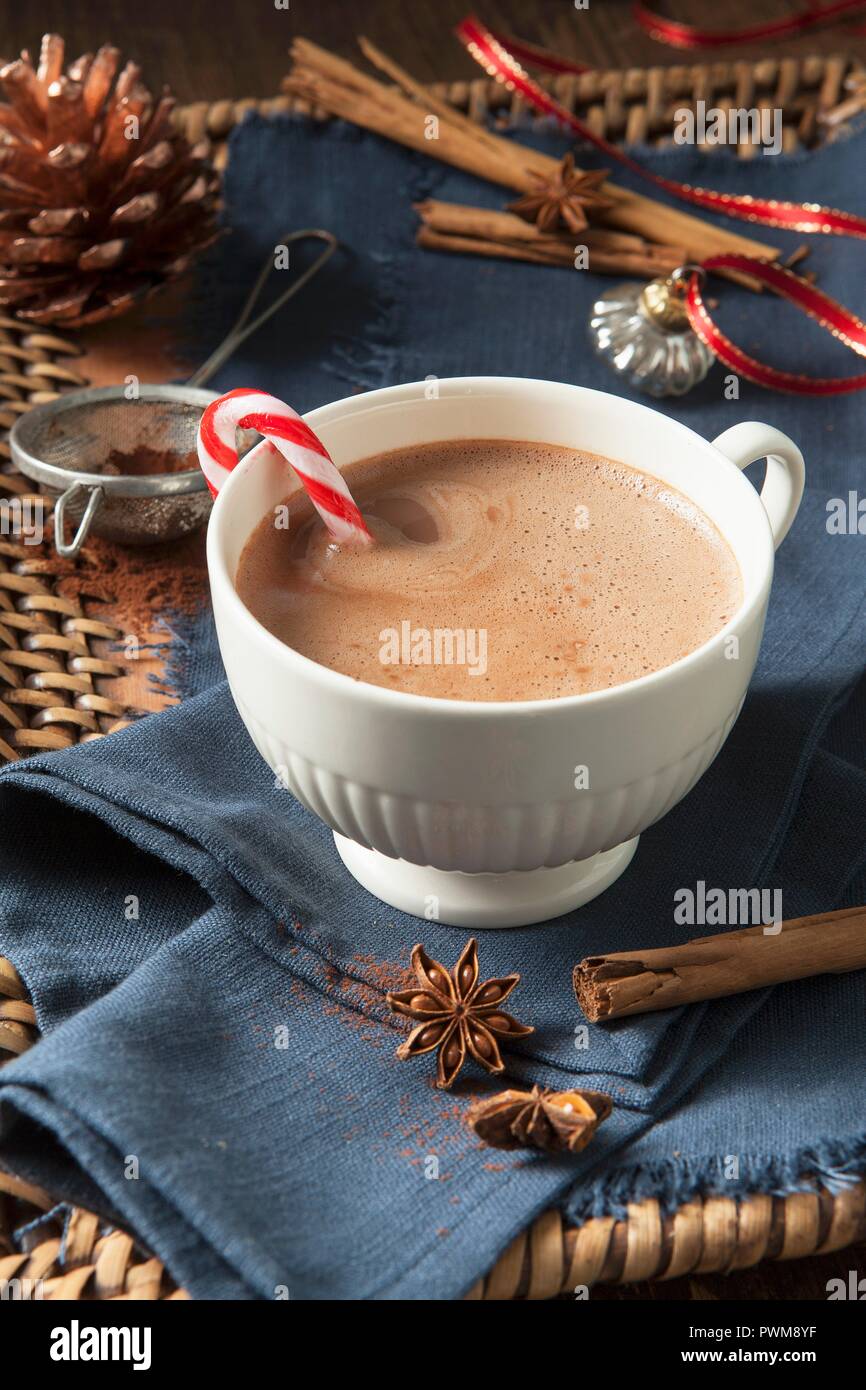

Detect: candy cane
[197,387,373,545]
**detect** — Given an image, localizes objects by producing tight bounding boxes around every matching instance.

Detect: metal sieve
[11,386,216,554]
[9,229,338,557]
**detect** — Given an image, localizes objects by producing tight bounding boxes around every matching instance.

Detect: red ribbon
[632,1,866,50]
[456,14,866,394]
[485,4,866,72]
[690,256,866,394]
[481,27,590,75]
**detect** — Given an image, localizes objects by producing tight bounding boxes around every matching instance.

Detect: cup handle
[711,422,805,551]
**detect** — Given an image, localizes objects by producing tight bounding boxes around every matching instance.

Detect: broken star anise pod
[508,153,614,235]
[386,938,534,1090]
[467,1084,613,1155]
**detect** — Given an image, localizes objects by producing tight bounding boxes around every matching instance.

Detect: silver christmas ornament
[589,265,715,397]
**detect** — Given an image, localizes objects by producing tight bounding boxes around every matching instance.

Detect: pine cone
[0,34,220,326]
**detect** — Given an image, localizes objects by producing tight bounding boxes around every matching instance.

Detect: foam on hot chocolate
[236,438,742,701]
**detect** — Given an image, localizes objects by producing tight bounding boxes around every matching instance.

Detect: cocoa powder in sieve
[96,445,199,477]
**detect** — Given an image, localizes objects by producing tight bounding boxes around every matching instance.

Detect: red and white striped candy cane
[197,387,373,545]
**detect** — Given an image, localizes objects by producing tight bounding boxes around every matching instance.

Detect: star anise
[467,1085,613,1154]
[386,938,534,1089]
[508,154,614,234]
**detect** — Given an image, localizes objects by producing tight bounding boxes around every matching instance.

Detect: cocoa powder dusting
[64,528,210,638]
[269,931,525,1182]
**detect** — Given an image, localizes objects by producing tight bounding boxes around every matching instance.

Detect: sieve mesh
[24,393,205,476]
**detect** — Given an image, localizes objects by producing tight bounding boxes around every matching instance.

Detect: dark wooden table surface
[2,0,863,1304]
[4,0,866,98]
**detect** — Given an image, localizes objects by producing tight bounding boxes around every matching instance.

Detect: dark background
[3,1,866,99]
[3,0,864,1304]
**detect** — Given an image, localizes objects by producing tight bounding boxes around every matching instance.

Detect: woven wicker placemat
[174,51,863,167]
[0,56,863,1301]
[0,319,146,761]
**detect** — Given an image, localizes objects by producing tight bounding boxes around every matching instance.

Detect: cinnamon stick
[416,198,688,275]
[283,38,780,280]
[287,60,531,191]
[417,226,685,278]
[358,35,509,162]
[289,36,552,186]
[574,907,866,1022]
[418,198,674,249]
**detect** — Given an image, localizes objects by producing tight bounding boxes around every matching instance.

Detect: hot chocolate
[235,438,742,701]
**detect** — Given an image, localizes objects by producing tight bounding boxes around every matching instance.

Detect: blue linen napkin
[0,115,864,1299]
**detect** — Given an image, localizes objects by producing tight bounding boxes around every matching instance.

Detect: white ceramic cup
[207,377,804,928]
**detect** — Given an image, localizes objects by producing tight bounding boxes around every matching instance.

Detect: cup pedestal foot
[332,834,639,928]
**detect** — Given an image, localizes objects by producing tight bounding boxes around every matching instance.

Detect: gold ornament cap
[639,265,705,332]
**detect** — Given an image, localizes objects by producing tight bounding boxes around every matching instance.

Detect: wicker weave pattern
[0,1212,187,1301]
[0,315,88,458]
[173,54,861,168]
[466,1186,866,1299]
[0,316,139,763]
[0,542,136,759]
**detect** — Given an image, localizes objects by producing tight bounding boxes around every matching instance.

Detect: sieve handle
[54,481,104,558]
[185,229,338,389]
